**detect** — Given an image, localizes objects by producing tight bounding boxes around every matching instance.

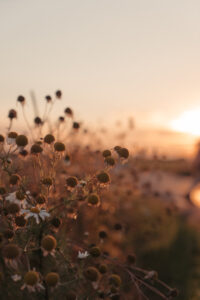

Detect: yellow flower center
[30,207,40,214]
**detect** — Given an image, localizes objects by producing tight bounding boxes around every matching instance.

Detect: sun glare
[170,108,200,136]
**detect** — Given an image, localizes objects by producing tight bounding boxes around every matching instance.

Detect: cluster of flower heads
[0,91,178,300]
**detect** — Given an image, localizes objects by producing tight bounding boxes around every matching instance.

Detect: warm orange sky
[1,0,200,134]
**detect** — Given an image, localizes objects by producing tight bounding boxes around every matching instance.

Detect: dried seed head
[89,246,101,258]
[16,191,25,200]
[45,95,52,102]
[15,215,27,227]
[19,149,28,157]
[84,267,99,282]
[51,217,61,228]
[16,135,28,147]
[8,132,18,139]
[0,187,6,195]
[102,150,111,157]
[96,172,110,184]
[118,147,129,159]
[30,207,40,214]
[2,243,20,259]
[34,117,43,126]
[73,122,80,129]
[55,90,62,98]
[9,174,21,185]
[109,274,122,287]
[42,235,57,252]
[45,272,59,287]
[3,229,14,239]
[31,144,43,154]
[105,156,115,166]
[98,264,108,274]
[114,223,122,231]
[87,194,100,206]
[114,146,121,152]
[64,107,73,116]
[0,135,5,143]
[44,134,55,144]
[17,95,25,104]
[99,231,107,239]
[54,142,65,152]
[42,177,53,186]
[8,109,17,119]
[7,203,20,214]
[36,194,46,205]
[59,116,65,122]
[66,176,78,188]
[24,271,39,286]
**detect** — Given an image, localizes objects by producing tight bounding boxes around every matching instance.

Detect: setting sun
[170,108,200,136]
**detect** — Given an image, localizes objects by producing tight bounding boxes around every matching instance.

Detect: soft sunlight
[170,108,200,136]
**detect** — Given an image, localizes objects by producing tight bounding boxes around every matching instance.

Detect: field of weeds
[0,92,200,300]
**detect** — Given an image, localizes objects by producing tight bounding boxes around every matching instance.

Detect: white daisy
[12,274,22,282]
[21,207,50,224]
[5,191,29,208]
[78,251,89,259]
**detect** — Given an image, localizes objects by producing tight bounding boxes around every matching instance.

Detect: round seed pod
[41,235,57,252]
[45,95,52,102]
[8,132,18,139]
[64,107,73,116]
[105,156,115,166]
[9,174,21,185]
[44,134,55,144]
[51,217,61,228]
[45,272,59,287]
[36,194,46,205]
[2,244,20,259]
[84,267,99,282]
[34,117,43,125]
[24,271,39,286]
[96,172,110,184]
[31,144,43,154]
[73,122,80,129]
[42,177,53,186]
[99,231,107,239]
[109,274,122,287]
[66,176,78,188]
[114,223,122,231]
[16,191,25,200]
[102,150,111,157]
[16,135,28,147]
[117,147,129,159]
[54,142,65,152]
[87,194,100,206]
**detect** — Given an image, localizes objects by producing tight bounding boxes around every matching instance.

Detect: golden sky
[1,0,200,136]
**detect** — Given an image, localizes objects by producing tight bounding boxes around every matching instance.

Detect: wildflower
[78,251,89,259]
[54,142,65,152]
[6,191,28,208]
[109,274,122,287]
[11,274,22,282]
[8,109,17,119]
[7,132,18,145]
[64,107,73,117]
[96,171,110,184]
[16,135,28,147]
[9,174,21,185]
[102,150,111,157]
[41,235,57,256]
[45,272,59,287]
[89,246,101,258]
[0,134,5,143]
[17,95,25,105]
[66,176,78,188]
[84,267,99,282]
[21,207,50,224]
[55,90,62,99]
[21,270,44,292]
[31,144,43,154]
[44,134,55,144]
[87,194,100,206]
